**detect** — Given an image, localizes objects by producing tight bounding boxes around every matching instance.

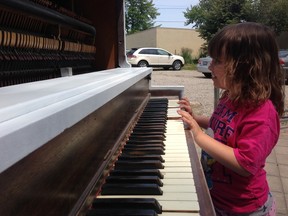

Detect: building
[126,27,206,58]
[126,27,288,59]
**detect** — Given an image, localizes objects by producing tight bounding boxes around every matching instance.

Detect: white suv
[127,47,185,70]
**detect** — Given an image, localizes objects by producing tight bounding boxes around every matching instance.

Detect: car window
[139,49,158,55]
[157,49,170,56]
[279,50,288,58]
[126,48,137,55]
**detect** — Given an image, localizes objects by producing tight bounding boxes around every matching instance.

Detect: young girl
[178,22,285,215]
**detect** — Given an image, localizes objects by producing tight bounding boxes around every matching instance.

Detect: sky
[153,0,199,29]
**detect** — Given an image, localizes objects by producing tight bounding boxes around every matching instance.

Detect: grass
[183,63,197,70]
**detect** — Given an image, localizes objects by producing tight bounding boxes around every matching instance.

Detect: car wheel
[137,60,148,67]
[172,60,182,70]
[203,73,212,78]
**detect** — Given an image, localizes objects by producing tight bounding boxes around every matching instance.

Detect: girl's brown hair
[208,22,284,116]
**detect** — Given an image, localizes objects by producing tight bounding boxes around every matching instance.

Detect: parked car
[126,47,185,70]
[279,50,288,81]
[197,56,212,78]
[197,53,288,81]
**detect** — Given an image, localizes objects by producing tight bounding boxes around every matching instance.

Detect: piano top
[0,67,152,173]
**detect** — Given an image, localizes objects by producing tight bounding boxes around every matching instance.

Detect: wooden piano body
[0,0,215,215]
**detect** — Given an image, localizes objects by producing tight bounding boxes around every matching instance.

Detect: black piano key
[136,119,166,124]
[105,176,163,186]
[145,103,167,107]
[133,126,166,133]
[109,169,164,179]
[124,144,165,149]
[126,140,165,145]
[131,131,166,137]
[147,100,168,104]
[146,105,167,107]
[142,109,167,112]
[140,114,167,118]
[128,135,166,141]
[122,147,165,155]
[138,116,166,119]
[136,121,166,125]
[141,111,167,115]
[134,124,166,129]
[145,101,168,105]
[142,112,166,114]
[118,155,165,162]
[86,209,158,216]
[139,117,166,120]
[114,160,164,169]
[148,97,168,100]
[91,198,162,213]
[101,183,163,195]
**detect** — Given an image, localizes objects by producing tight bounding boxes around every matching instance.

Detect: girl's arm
[177,109,250,177]
[195,132,250,176]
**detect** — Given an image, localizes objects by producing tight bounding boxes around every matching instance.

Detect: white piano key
[163,157,191,162]
[162,185,196,193]
[159,192,198,201]
[98,192,198,201]
[163,172,194,179]
[167,108,181,118]
[168,99,180,108]
[162,178,195,185]
[164,140,187,145]
[97,193,199,211]
[161,200,200,211]
[164,136,186,143]
[161,167,193,173]
[161,213,200,216]
[164,145,189,150]
[163,161,191,167]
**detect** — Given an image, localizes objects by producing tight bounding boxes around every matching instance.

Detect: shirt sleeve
[233,106,279,175]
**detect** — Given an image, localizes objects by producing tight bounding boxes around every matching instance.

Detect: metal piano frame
[0,0,215,215]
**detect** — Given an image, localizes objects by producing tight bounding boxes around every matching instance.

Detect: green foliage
[180,48,199,70]
[181,48,193,64]
[184,0,288,43]
[256,0,288,35]
[183,63,197,71]
[125,0,159,34]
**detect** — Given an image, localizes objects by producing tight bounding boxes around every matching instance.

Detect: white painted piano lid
[0,67,152,173]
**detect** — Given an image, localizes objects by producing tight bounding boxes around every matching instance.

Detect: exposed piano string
[0,0,97,87]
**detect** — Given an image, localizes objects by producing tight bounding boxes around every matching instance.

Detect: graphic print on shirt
[201,102,238,189]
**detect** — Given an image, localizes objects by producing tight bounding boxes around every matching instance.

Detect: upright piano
[0,0,215,215]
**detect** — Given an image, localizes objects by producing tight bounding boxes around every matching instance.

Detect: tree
[125,0,159,34]
[184,0,288,44]
[255,0,288,35]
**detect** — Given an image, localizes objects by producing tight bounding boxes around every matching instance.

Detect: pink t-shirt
[202,97,280,214]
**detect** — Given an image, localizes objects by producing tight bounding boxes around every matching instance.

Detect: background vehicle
[279,50,288,82]
[126,47,185,70]
[197,56,212,78]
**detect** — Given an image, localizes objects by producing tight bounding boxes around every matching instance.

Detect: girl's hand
[178,97,192,115]
[177,109,203,139]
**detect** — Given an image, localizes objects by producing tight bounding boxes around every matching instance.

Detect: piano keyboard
[87,98,200,216]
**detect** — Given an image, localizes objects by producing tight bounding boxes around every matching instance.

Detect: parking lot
[151,69,288,117]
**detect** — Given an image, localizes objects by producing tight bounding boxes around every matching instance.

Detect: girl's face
[208,57,227,89]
